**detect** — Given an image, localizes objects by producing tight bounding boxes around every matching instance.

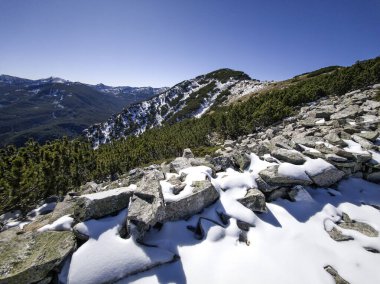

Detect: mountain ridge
[84,68,271,147]
[0,75,167,146]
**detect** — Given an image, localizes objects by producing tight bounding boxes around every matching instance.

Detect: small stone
[182,148,194,159]
[324,265,350,284]
[237,188,266,213]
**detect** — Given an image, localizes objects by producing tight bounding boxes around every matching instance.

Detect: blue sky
[0,0,379,87]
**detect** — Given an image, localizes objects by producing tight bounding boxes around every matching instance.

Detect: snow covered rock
[259,165,313,186]
[164,180,219,221]
[237,188,266,213]
[304,158,345,187]
[74,187,134,222]
[65,210,177,284]
[0,229,75,284]
[271,148,306,165]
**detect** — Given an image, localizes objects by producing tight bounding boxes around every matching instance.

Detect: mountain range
[84,69,271,148]
[0,75,167,146]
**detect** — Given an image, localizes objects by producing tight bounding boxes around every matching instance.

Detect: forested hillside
[0,57,379,213]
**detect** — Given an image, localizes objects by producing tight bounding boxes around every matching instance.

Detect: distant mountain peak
[84,68,268,148]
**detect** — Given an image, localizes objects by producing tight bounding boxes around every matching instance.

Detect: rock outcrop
[0,229,76,284]
[164,180,220,221]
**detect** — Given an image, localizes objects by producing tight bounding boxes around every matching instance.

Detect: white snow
[59,153,380,284]
[278,162,311,181]
[303,158,334,176]
[316,118,325,125]
[37,215,73,232]
[120,177,380,284]
[63,209,175,284]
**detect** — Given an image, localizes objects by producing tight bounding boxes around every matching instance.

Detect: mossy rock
[0,230,76,284]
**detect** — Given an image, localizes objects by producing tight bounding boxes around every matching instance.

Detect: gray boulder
[357,131,379,142]
[169,157,192,174]
[165,180,219,221]
[0,229,75,284]
[232,151,251,171]
[255,176,278,193]
[306,166,345,187]
[330,105,360,120]
[237,188,266,212]
[271,148,306,165]
[259,165,312,186]
[74,187,133,222]
[182,148,194,159]
[211,156,235,172]
[292,136,320,148]
[351,135,375,150]
[324,132,345,146]
[127,170,166,240]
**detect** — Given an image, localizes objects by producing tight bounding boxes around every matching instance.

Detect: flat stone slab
[164,180,219,221]
[74,187,134,222]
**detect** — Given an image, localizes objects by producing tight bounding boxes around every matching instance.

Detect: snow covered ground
[56,151,380,284]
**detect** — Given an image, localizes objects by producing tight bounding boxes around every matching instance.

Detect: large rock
[259,165,312,186]
[324,132,345,147]
[255,176,278,193]
[211,156,235,172]
[330,105,360,120]
[305,165,345,187]
[232,151,251,171]
[271,148,306,165]
[357,131,379,142]
[165,180,219,221]
[351,135,375,150]
[0,229,75,284]
[169,157,192,174]
[127,170,166,240]
[74,187,133,222]
[237,188,266,212]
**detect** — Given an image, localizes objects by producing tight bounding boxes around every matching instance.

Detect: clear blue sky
[0,0,379,87]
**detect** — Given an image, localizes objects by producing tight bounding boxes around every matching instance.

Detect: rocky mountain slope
[1,84,380,284]
[0,75,166,146]
[84,69,270,147]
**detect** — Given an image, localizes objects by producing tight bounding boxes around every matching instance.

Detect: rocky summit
[1,84,380,283]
